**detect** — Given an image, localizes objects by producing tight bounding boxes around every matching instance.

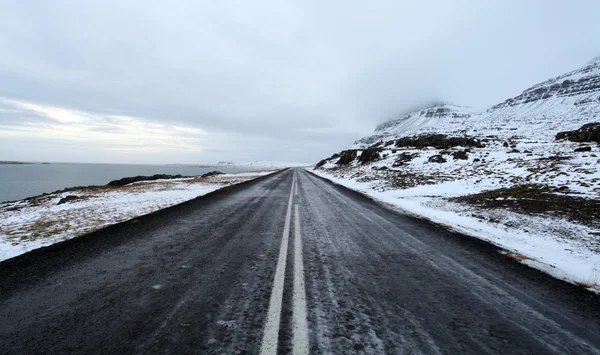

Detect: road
[1,168,599,354]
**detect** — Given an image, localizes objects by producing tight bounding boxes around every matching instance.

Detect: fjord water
[0,163,247,203]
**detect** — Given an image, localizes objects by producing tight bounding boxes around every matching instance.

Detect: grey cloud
[0,0,599,163]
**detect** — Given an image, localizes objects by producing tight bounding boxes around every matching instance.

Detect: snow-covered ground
[310,143,600,292]
[0,170,277,262]
[313,56,600,292]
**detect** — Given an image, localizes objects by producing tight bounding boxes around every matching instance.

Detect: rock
[336,150,358,165]
[574,146,592,152]
[315,159,328,168]
[452,150,469,160]
[358,148,381,164]
[392,152,417,167]
[57,195,82,205]
[395,134,484,149]
[201,171,224,178]
[556,122,600,143]
[107,174,185,187]
[428,154,447,163]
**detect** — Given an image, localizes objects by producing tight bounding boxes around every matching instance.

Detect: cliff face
[491,58,600,109]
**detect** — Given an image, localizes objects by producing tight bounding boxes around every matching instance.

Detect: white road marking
[294,180,298,196]
[293,204,309,355]
[259,173,295,355]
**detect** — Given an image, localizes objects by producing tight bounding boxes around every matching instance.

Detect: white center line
[293,204,309,355]
[259,173,295,355]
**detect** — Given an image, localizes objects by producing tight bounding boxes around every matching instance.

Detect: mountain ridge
[355,57,600,147]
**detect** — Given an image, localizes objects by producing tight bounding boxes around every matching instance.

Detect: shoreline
[0,170,280,261]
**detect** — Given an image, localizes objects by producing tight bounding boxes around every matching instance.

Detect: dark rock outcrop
[107,174,185,187]
[428,155,447,163]
[574,146,592,152]
[395,134,484,149]
[452,150,469,160]
[392,152,418,167]
[556,123,600,143]
[57,195,83,205]
[201,171,224,178]
[315,159,328,169]
[358,148,380,164]
[336,150,358,165]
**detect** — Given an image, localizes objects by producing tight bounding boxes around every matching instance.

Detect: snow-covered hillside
[315,57,600,292]
[355,58,600,147]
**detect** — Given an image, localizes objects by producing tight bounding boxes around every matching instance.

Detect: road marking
[293,204,309,355]
[259,173,295,355]
[294,180,298,196]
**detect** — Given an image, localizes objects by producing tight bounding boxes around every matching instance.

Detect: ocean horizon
[0,162,249,203]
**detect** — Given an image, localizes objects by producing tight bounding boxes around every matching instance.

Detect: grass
[503,250,534,262]
[452,184,600,227]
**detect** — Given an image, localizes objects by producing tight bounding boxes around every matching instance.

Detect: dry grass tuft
[503,250,534,262]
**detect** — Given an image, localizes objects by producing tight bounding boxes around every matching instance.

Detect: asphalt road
[1,168,599,354]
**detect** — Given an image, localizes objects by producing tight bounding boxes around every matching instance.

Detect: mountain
[354,103,474,147]
[355,57,600,147]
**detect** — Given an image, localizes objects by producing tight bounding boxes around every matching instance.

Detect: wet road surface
[1,168,599,354]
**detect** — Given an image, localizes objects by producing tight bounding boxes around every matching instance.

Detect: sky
[0,0,599,164]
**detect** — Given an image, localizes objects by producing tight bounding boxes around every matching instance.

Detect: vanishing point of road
[1,168,599,354]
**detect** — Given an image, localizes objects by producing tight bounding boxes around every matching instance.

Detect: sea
[0,163,248,203]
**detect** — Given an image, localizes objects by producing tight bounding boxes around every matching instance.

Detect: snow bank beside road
[310,168,600,292]
[0,170,278,262]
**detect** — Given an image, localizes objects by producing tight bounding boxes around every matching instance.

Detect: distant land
[0,161,35,165]
[195,161,310,169]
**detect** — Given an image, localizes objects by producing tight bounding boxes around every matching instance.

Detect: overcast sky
[0,0,599,164]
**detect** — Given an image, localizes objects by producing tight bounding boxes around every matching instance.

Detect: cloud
[0,0,599,163]
[0,98,206,156]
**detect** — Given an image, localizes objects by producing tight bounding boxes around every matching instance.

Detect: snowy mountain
[354,103,474,147]
[355,57,600,147]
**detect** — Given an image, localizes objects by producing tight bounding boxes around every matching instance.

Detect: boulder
[57,195,82,205]
[556,122,600,143]
[336,150,358,165]
[358,148,381,164]
[452,150,469,160]
[428,155,447,163]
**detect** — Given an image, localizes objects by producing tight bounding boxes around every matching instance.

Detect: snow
[310,167,600,292]
[355,59,600,147]
[312,57,600,290]
[0,170,278,262]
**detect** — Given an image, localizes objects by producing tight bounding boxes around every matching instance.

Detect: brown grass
[574,281,597,289]
[504,250,534,262]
